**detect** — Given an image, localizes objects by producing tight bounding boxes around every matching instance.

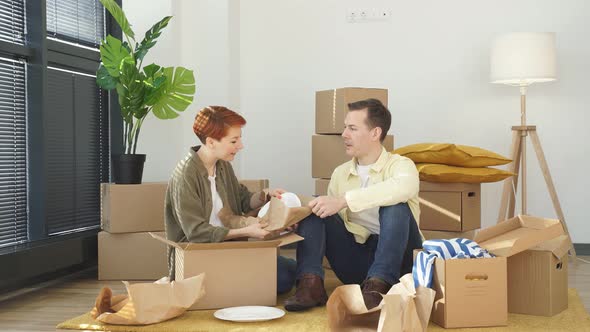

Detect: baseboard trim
[574,243,590,256]
[0,232,98,295]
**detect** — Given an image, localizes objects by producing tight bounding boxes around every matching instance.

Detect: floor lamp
[490,32,576,260]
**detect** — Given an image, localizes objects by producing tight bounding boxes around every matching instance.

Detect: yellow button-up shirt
[328,147,421,244]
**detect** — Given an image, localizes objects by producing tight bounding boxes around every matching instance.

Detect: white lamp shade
[490,32,557,85]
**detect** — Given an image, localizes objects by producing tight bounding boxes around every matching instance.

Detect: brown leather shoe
[284,273,328,312]
[361,277,392,310]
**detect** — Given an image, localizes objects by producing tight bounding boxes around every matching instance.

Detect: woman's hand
[269,188,287,199]
[244,221,270,239]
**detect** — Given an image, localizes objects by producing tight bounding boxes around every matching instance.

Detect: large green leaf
[135,16,172,61]
[100,35,134,77]
[151,67,195,119]
[143,63,161,78]
[96,64,118,90]
[117,62,145,123]
[142,64,165,106]
[99,0,135,40]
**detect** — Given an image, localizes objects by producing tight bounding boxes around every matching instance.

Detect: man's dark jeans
[295,203,423,285]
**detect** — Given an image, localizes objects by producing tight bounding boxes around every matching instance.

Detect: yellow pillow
[393,143,511,167]
[416,163,515,183]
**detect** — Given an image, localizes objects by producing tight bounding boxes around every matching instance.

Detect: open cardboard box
[150,232,302,310]
[427,214,564,328]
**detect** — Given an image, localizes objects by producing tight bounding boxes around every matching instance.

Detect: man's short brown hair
[347,98,391,142]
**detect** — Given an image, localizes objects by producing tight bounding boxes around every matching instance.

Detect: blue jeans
[277,255,296,294]
[295,203,423,285]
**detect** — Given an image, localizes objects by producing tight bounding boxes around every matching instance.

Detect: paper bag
[327,274,435,332]
[94,273,205,325]
[261,195,313,231]
[377,274,435,332]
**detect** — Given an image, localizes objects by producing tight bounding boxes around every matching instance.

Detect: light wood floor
[0,254,588,332]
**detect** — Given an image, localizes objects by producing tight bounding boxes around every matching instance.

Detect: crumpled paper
[92,273,205,325]
[327,274,435,332]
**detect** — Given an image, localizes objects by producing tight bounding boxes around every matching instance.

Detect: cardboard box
[101,182,167,233]
[238,179,269,193]
[428,214,564,328]
[315,178,330,196]
[312,134,394,179]
[98,231,168,281]
[421,229,476,240]
[428,253,507,328]
[418,181,480,232]
[151,233,303,310]
[316,88,388,134]
[507,234,570,316]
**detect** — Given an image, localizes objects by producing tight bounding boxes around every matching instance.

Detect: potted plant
[96,0,195,184]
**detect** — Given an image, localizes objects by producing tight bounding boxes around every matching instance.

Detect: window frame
[0,0,123,291]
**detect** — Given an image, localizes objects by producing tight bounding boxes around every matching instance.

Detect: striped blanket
[413,238,493,288]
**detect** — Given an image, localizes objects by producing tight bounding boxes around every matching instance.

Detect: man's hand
[308,195,348,219]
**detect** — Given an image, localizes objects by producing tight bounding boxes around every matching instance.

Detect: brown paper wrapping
[327,274,435,332]
[93,273,205,325]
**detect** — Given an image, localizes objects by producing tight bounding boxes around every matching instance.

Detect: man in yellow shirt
[284,99,423,312]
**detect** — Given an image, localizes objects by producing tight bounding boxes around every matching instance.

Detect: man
[284,98,423,312]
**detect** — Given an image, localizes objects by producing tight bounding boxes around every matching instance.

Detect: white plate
[257,192,302,218]
[213,306,285,322]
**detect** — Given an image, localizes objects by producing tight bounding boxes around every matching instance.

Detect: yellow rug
[58,286,590,332]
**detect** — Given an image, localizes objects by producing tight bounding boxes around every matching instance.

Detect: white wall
[236,0,590,243]
[123,0,183,181]
[129,1,590,243]
[123,0,237,181]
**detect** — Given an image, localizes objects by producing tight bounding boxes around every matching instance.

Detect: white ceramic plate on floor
[213,306,285,322]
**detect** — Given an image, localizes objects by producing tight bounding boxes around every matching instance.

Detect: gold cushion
[393,143,511,167]
[416,163,515,183]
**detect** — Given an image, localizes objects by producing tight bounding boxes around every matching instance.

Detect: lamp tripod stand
[497,85,577,260]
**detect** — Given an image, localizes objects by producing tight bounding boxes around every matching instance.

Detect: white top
[347,163,380,234]
[208,173,224,227]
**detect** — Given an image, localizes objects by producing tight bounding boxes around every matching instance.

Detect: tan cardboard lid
[149,232,302,251]
[419,181,480,192]
[530,234,571,259]
[475,215,564,257]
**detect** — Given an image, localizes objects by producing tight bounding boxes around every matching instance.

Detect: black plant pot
[112,154,146,184]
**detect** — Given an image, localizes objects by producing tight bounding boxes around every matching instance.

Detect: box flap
[149,232,182,249]
[276,232,304,247]
[475,215,564,257]
[263,195,312,231]
[182,239,281,250]
[530,234,571,259]
[150,232,283,250]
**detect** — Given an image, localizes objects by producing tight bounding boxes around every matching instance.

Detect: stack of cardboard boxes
[98,182,169,280]
[313,87,393,195]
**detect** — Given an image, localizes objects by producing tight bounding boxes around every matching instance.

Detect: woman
[164,106,296,294]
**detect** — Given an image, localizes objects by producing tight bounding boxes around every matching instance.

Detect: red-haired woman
[164,106,296,294]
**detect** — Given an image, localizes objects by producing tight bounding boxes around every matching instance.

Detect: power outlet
[347,8,391,23]
[374,9,392,21]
